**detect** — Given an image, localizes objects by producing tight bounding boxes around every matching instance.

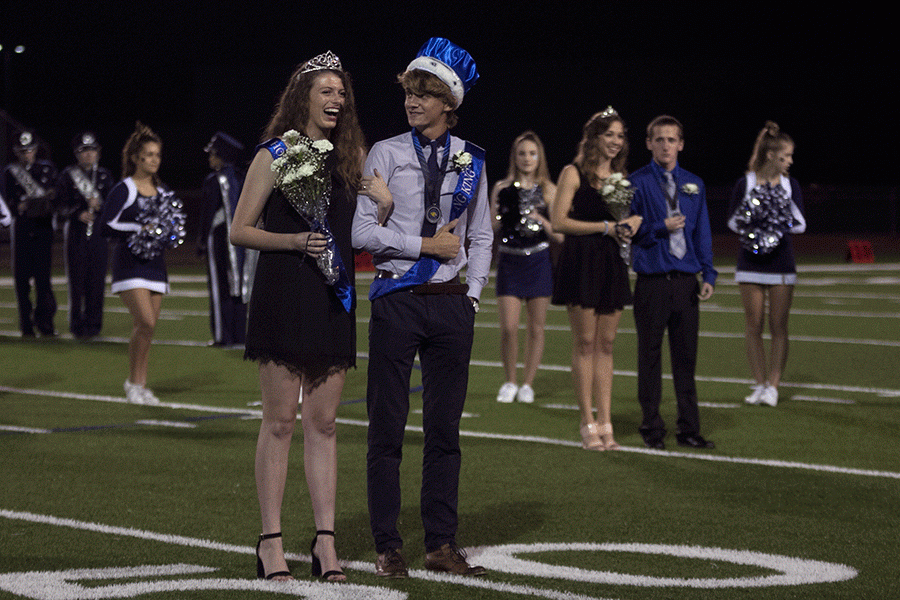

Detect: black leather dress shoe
[676,434,715,449]
[642,436,665,450]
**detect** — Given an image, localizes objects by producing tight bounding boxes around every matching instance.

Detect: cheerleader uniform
[495,183,553,298]
[727,172,806,285]
[99,177,170,294]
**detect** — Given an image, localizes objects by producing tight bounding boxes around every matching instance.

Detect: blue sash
[369,139,485,300]
[258,138,354,313]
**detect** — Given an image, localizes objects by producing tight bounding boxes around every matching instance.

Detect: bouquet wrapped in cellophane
[270,130,339,284]
[600,172,634,266]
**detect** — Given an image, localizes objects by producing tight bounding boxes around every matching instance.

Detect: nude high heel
[597,423,620,450]
[580,422,604,451]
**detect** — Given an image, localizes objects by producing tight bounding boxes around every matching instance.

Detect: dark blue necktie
[422,140,440,237]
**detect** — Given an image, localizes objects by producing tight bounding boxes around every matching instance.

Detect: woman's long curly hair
[121,121,163,188]
[263,62,364,189]
[573,111,629,187]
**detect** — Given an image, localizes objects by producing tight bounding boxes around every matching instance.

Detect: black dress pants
[65,219,108,337]
[633,271,702,437]
[12,216,57,336]
[366,291,475,553]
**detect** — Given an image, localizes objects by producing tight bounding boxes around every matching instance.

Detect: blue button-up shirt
[629,160,717,286]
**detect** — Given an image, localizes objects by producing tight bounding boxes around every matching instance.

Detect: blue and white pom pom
[734,185,793,255]
[128,191,187,260]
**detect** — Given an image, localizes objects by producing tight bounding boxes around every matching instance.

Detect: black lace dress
[551,175,632,313]
[244,166,356,386]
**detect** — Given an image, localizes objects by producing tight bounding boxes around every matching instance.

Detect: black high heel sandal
[256,532,292,580]
[310,530,345,581]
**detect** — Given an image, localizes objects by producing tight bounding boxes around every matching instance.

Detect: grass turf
[1,260,898,599]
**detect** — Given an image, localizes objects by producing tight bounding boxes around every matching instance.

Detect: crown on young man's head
[299,51,343,75]
[405,37,478,107]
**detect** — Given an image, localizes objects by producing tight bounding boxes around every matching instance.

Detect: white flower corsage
[681,183,699,195]
[451,150,472,172]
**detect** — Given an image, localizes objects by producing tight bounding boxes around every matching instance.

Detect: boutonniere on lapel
[450,150,473,173]
[681,183,699,195]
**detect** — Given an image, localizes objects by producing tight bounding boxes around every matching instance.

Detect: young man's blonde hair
[397,69,459,129]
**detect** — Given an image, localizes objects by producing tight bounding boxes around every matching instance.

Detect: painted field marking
[791,395,856,405]
[2,385,898,480]
[475,542,857,588]
[0,563,407,600]
[0,510,858,599]
[134,419,198,428]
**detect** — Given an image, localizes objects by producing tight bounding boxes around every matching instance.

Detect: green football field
[1,258,898,599]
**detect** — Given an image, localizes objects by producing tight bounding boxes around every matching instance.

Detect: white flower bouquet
[270,131,340,283]
[600,172,635,265]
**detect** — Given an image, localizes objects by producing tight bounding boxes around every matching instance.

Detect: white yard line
[1,384,897,480]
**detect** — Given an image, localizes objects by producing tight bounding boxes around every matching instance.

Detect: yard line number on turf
[1,510,857,600]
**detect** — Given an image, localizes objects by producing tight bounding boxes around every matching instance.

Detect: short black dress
[244,163,356,386]
[551,174,632,313]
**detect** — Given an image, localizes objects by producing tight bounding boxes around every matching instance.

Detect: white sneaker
[744,384,764,405]
[496,382,518,403]
[760,385,778,407]
[124,380,145,404]
[516,383,535,404]
[141,386,160,405]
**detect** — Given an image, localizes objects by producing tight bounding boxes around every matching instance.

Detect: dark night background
[2,2,895,236]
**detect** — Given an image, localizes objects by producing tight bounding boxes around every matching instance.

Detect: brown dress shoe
[375,548,408,578]
[424,543,487,576]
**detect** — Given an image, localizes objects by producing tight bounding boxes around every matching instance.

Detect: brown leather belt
[375,271,468,295]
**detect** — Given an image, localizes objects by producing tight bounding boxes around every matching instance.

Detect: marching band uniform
[2,131,58,336]
[55,132,115,338]
[0,191,12,228]
[198,132,248,346]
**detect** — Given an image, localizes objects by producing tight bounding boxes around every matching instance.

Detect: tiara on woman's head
[300,51,343,74]
[600,106,618,118]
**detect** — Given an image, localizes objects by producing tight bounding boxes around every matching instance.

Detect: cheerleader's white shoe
[124,380,145,404]
[744,384,764,405]
[515,384,534,404]
[141,386,160,405]
[496,382,518,403]
[760,385,778,407]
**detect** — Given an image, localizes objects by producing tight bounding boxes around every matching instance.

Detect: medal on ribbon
[369,140,485,300]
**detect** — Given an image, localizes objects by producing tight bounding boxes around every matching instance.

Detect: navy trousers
[366,291,475,553]
[65,219,108,337]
